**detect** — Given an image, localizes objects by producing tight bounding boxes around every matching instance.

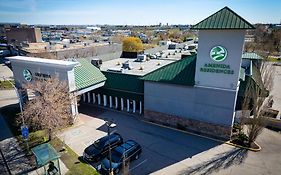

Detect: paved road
[61,105,221,175]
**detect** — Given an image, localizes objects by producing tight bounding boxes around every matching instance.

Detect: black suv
[99,140,142,174]
[83,133,123,162]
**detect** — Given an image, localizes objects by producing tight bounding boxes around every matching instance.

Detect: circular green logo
[23,69,32,82]
[210,46,227,62]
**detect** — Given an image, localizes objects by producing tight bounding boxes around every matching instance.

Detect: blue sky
[0,0,280,25]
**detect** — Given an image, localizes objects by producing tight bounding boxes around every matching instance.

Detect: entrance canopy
[8,56,106,94]
[8,56,106,116]
[74,58,106,95]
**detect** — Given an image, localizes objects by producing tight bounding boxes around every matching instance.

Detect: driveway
[59,105,221,174]
[60,104,281,175]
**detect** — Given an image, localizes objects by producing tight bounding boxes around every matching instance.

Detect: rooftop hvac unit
[91,58,102,68]
[122,60,133,70]
[168,44,177,50]
[135,54,146,62]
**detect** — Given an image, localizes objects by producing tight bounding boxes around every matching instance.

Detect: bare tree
[20,77,74,140]
[241,61,275,146]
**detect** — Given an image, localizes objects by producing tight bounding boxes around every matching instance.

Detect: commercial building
[8,7,265,140]
[9,56,106,119]
[5,27,42,45]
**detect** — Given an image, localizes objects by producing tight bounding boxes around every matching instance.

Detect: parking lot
[59,104,221,174]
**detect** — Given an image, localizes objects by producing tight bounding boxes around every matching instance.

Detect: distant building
[0,23,21,37]
[5,28,42,45]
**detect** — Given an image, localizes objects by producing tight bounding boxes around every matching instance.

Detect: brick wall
[144,110,232,140]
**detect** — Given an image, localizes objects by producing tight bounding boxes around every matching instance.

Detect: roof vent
[135,54,146,62]
[91,58,102,68]
[122,60,133,70]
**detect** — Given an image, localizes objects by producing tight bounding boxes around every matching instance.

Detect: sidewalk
[0,94,69,175]
[152,128,281,175]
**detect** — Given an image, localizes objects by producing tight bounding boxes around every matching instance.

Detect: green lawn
[50,138,99,175]
[267,56,281,62]
[0,80,15,90]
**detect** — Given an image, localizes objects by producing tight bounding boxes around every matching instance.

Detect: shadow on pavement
[180,148,248,175]
[78,104,222,174]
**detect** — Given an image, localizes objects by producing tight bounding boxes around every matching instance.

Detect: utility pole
[3,76,29,152]
[105,119,116,175]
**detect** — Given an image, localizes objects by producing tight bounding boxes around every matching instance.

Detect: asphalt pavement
[61,105,221,175]
[60,104,281,175]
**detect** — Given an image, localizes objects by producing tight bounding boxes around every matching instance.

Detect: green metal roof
[31,143,60,167]
[74,58,106,90]
[238,64,268,97]
[141,54,196,86]
[191,6,255,30]
[242,52,263,60]
[102,72,144,93]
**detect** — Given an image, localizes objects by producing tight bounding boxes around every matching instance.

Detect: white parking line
[129,159,148,171]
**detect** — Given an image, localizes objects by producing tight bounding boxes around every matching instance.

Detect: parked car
[99,140,142,174]
[83,133,123,162]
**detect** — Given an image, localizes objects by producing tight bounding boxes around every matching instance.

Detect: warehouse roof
[74,58,106,90]
[191,6,255,30]
[141,54,196,86]
[242,52,263,60]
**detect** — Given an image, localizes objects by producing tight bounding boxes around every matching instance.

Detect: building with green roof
[140,6,257,140]
[78,6,264,140]
[8,6,266,140]
[9,56,106,119]
[191,6,254,30]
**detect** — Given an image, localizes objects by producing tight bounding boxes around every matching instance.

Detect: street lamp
[2,76,29,152]
[105,120,116,175]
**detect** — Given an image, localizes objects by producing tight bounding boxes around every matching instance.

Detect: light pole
[2,76,29,152]
[105,119,116,175]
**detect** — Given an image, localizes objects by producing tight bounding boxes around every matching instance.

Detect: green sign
[210,46,227,62]
[23,69,32,82]
[200,63,234,74]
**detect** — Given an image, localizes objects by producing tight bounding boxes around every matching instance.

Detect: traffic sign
[21,125,29,139]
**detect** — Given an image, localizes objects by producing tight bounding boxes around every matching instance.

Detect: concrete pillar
[98,94,101,105]
[83,93,86,102]
[92,93,95,104]
[139,101,142,114]
[75,97,78,114]
[71,95,78,116]
[127,99,130,112]
[121,98,124,110]
[109,96,112,108]
[87,92,91,103]
[133,100,136,113]
[115,97,118,109]
[103,95,107,106]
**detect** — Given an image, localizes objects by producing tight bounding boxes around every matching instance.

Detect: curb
[78,104,263,152]
[141,120,227,143]
[225,140,262,152]
[142,120,262,152]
